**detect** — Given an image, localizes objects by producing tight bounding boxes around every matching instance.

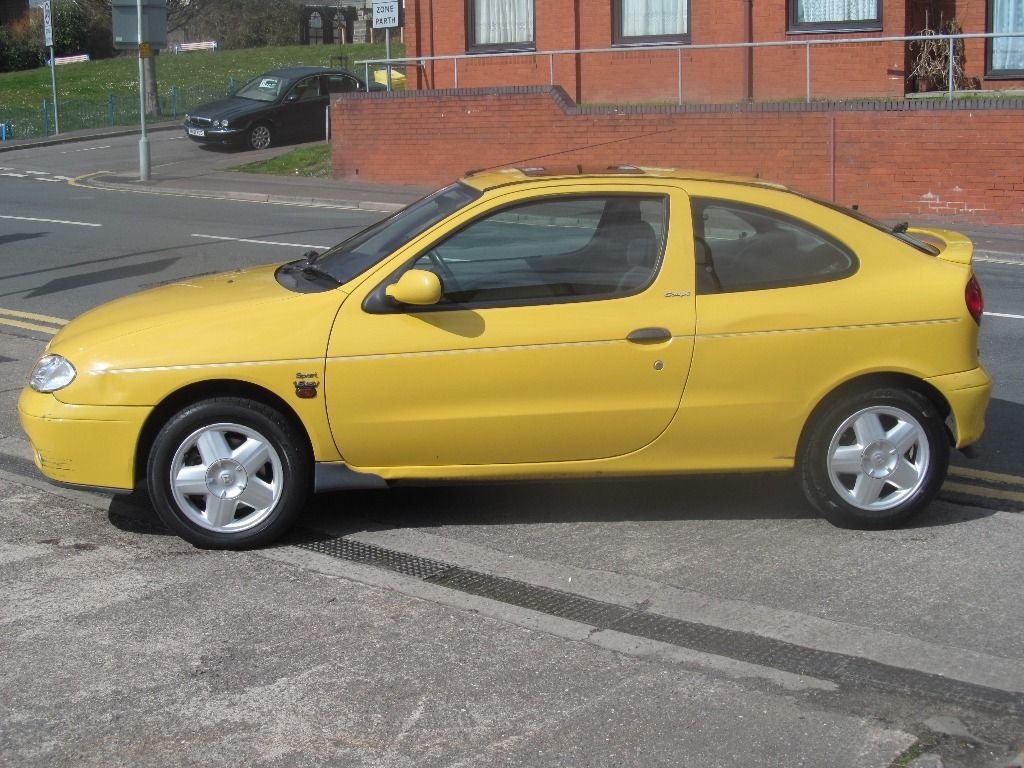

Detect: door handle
[626,327,672,343]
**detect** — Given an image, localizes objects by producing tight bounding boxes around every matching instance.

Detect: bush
[1,13,45,72]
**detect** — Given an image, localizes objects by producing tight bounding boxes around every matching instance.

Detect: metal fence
[357,31,1024,103]
[0,77,239,142]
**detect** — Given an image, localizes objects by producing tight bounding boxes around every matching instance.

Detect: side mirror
[285,93,300,102]
[385,269,442,306]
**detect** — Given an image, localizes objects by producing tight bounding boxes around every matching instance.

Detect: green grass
[233,144,332,177]
[0,42,404,111]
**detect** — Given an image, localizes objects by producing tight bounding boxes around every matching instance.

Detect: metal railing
[357,31,1024,103]
[0,78,240,141]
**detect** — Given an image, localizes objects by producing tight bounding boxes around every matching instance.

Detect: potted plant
[909,19,966,93]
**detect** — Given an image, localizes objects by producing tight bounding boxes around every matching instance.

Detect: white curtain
[797,0,877,23]
[993,0,1024,70]
[474,0,533,45]
[621,0,688,37]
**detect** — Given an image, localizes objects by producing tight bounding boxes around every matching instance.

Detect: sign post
[372,1,399,91]
[42,0,59,134]
[111,0,165,181]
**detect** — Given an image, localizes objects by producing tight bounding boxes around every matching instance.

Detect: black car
[184,66,382,150]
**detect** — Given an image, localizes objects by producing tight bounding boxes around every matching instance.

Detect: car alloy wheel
[248,124,272,150]
[147,398,310,548]
[799,387,948,528]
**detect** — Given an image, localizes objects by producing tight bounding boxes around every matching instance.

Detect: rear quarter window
[692,198,857,294]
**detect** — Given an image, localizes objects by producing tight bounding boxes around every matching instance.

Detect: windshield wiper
[892,221,909,234]
[300,262,340,285]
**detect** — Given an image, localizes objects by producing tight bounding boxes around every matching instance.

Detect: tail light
[965,274,984,325]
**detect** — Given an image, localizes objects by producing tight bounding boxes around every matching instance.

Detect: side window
[408,195,668,307]
[692,198,856,294]
[325,75,361,94]
[290,76,322,102]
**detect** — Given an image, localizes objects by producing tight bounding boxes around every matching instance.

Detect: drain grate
[295,533,1024,715]
[294,536,453,580]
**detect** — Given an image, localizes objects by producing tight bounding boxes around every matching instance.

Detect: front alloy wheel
[799,388,949,528]
[147,398,310,548]
[248,123,272,150]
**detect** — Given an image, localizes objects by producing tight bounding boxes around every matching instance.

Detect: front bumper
[18,388,151,491]
[183,123,245,146]
[926,366,992,448]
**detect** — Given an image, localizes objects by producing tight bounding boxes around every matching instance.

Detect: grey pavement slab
[0,476,917,768]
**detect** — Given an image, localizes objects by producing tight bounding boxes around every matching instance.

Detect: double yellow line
[945,466,1024,505]
[0,307,68,336]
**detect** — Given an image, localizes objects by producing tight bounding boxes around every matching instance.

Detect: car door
[279,75,329,141]
[324,184,697,469]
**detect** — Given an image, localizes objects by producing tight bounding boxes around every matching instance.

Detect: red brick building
[403,0,1024,101]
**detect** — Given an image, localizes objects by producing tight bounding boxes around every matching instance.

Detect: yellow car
[19,167,991,548]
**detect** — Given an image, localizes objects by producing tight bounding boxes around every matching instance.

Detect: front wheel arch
[134,380,312,490]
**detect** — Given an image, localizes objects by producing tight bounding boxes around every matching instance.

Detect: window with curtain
[468,0,534,51]
[788,0,881,32]
[614,0,689,44]
[990,0,1024,75]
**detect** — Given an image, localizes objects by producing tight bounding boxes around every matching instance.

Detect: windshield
[314,183,483,283]
[795,191,940,256]
[235,74,288,102]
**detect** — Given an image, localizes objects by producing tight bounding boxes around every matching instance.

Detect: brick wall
[404,0,1021,101]
[330,87,1024,226]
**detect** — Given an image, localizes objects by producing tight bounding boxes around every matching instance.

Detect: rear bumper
[926,366,992,448]
[18,388,150,491]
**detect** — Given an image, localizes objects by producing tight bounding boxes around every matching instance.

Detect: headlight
[214,119,229,128]
[29,354,76,393]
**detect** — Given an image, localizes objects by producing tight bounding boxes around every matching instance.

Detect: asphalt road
[0,133,1023,767]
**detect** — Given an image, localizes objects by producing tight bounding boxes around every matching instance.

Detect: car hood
[189,96,271,123]
[48,265,344,376]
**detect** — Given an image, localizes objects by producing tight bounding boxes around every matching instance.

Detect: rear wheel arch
[134,380,313,489]
[797,372,952,464]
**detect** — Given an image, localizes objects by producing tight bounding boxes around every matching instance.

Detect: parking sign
[42,0,53,46]
[372,1,399,28]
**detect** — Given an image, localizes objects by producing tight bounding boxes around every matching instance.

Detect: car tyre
[248,123,272,150]
[146,397,310,549]
[798,387,949,529]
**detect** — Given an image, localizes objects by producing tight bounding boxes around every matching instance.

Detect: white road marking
[0,214,101,227]
[984,312,1024,320]
[34,177,65,183]
[0,172,27,178]
[191,233,329,249]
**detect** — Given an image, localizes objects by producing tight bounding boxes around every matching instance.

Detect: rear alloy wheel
[147,398,310,548]
[799,388,949,529]
[248,123,272,150]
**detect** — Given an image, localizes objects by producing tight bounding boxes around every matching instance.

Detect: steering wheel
[424,249,460,292]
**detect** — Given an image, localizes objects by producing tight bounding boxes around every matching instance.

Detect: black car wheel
[248,123,272,150]
[146,397,310,549]
[798,387,949,529]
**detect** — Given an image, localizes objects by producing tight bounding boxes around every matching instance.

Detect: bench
[50,53,90,65]
[174,41,218,53]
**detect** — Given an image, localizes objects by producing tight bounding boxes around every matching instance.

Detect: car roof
[260,66,360,80]
[460,165,789,193]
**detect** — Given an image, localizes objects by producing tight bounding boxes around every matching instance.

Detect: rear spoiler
[907,227,975,265]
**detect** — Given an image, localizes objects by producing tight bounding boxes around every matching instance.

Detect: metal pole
[549,53,554,85]
[947,35,954,100]
[385,27,392,91]
[454,57,459,88]
[137,0,150,181]
[364,62,370,89]
[677,47,682,105]
[48,47,60,134]
[806,43,811,103]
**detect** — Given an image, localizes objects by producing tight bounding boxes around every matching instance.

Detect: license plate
[188,127,205,137]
